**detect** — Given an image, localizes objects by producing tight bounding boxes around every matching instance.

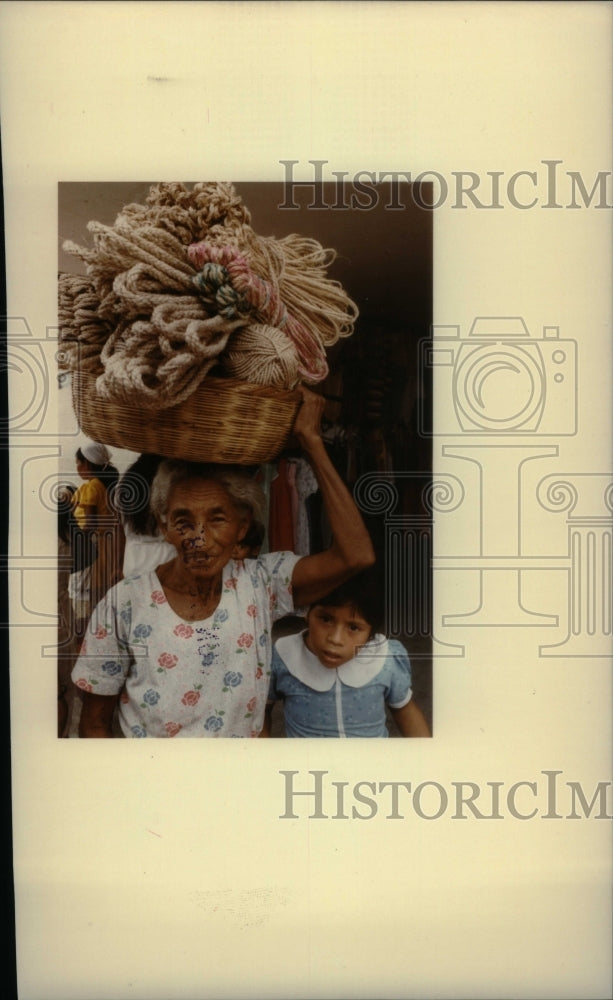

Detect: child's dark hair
[114,454,164,535]
[309,568,384,637]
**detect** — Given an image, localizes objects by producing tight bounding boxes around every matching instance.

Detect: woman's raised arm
[290,388,375,608]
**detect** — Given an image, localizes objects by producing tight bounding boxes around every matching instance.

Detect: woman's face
[160,479,248,582]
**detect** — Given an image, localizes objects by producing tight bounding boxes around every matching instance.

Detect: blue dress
[268,631,412,738]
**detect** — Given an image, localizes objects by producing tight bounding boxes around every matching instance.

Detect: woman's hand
[292,387,326,452]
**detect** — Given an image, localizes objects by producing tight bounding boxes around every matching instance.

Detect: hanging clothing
[294,458,319,556]
[268,459,295,552]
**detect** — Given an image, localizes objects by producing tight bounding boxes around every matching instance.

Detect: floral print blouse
[71,552,300,738]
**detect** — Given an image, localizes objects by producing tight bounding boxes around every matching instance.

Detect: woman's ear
[231,517,250,560]
[236,512,251,544]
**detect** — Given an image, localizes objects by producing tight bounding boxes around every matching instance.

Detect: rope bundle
[188,241,328,381]
[219,324,301,387]
[59,182,358,408]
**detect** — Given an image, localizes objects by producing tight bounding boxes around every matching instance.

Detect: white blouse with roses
[71,552,301,738]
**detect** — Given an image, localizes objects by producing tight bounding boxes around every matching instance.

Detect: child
[261,572,431,738]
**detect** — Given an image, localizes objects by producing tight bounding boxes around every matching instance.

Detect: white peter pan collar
[276,631,390,691]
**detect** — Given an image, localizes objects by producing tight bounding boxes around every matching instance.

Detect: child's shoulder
[272,629,307,672]
[273,629,305,654]
[385,637,409,653]
[365,634,407,653]
[381,637,411,664]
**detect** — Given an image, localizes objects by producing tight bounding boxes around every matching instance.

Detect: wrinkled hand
[292,387,325,451]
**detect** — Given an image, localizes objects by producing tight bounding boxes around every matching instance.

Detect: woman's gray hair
[150,460,267,528]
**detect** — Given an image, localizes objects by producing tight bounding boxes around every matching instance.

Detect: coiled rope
[59,182,357,407]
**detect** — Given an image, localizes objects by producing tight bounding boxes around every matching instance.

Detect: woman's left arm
[290,389,375,608]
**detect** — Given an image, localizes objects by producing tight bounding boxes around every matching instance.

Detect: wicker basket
[72,372,302,464]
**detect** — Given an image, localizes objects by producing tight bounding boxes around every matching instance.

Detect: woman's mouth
[186,552,213,565]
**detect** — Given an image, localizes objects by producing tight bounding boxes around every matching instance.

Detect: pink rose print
[224,577,237,590]
[246,697,256,713]
[246,604,257,618]
[173,623,194,639]
[237,633,253,649]
[182,690,201,707]
[158,652,178,669]
[120,691,130,704]
[150,590,167,604]
[94,626,108,639]
[75,678,92,692]
[165,722,182,737]
[255,667,263,679]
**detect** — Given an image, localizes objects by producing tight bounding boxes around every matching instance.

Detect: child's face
[305,603,372,669]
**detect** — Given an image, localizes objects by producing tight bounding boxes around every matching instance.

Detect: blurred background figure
[68,442,124,637]
[115,454,177,578]
[57,483,78,736]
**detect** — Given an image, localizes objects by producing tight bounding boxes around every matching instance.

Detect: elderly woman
[72,391,375,738]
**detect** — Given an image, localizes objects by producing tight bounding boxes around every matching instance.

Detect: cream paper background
[2,2,612,998]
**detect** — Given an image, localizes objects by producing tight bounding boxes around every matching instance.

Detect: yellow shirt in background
[72,478,110,528]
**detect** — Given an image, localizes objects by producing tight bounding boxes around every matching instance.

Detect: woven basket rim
[71,370,303,465]
[72,370,303,407]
